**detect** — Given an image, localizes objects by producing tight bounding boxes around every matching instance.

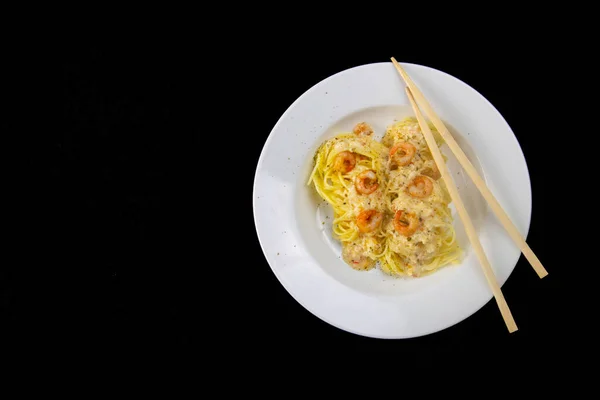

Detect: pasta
[307,118,462,278]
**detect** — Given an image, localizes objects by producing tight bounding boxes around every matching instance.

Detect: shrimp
[394,210,420,237]
[342,242,375,271]
[355,170,378,195]
[353,122,373,136]
[407,176,433,198]
[356,209,383,233]
[333,151,356,173]
[389,142,416,167]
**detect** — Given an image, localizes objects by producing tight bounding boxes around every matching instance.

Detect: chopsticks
[405,87,518,333]
[391,57,548,280]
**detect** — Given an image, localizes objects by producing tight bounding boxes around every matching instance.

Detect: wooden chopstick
[391,57,548,279]
[405,86,518,333]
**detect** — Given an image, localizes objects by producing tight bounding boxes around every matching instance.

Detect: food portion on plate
[380,118,462,277]
[308,117,462,278]
[307,122,389,271]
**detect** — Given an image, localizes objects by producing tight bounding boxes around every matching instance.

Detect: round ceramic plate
[253,62,531,338]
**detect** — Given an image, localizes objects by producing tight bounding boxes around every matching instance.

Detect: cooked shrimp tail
[407,176,433,198]
[356,209,383,233]
[393,210,420,236]
[355,169,379,195]
[353,122,373,136]
[390,142,416,167]
[333,151,356,173]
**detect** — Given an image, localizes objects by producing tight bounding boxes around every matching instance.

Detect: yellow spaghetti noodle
[307,131,388,270]
[308,118,462,278]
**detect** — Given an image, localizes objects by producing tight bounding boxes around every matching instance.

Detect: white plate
[253,62,531,338]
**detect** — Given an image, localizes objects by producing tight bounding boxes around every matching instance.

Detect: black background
[3,32,576,361]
